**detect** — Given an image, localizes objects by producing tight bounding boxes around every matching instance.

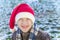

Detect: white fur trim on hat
[15,12,35,24]
[10,26,18,32]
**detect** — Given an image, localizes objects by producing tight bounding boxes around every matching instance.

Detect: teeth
[22,26,26,27]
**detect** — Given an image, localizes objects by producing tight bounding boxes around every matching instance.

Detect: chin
[21,29,30,33]
[22,30,29,33]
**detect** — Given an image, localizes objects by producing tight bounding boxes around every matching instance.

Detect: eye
[27,18,30,20]
[19,18,23,21]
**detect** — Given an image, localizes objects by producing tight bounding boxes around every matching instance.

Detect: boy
[9,3,50,40]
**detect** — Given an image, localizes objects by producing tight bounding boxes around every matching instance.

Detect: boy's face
[17,18,33,33]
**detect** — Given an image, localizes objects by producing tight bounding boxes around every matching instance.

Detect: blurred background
[0,0,60,40]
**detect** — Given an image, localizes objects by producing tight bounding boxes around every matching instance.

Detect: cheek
[28,22,32,27]
[17,21,21,27]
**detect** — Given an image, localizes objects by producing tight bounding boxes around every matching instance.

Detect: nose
[22,20,27,25]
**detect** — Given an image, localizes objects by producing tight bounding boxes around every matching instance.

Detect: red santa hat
[9,3,35,32]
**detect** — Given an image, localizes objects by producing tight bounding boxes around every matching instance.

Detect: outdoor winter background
[0,0,60,40]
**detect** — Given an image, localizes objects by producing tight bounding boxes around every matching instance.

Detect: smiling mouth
[21,25,28,29]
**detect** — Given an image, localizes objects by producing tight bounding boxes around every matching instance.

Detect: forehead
[20,18,29,19]
[17,18,33,23]
[18,18,32,21]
